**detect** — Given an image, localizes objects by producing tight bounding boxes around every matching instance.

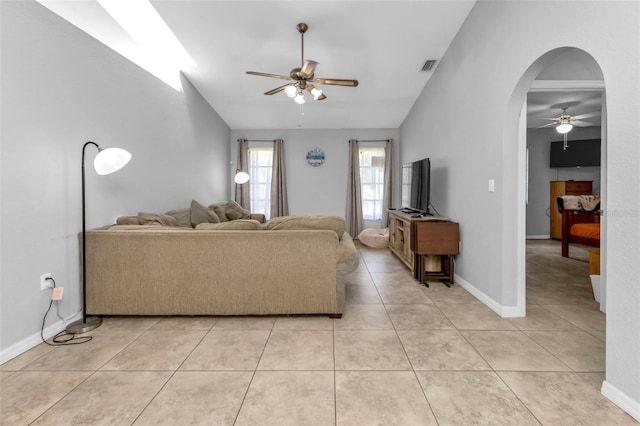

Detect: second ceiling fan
[246,23,359,104]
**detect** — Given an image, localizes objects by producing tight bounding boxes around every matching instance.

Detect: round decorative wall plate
[306,149,325,167]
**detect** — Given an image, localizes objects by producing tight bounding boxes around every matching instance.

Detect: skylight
[96,0,196,90]
[37,0,196,91]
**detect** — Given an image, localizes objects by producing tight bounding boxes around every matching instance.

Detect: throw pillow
[116,216,140,225]
[165,208,193,228]
[266,215,346,240]
[137,212,178,227]
[190,200,220,226]
[208,203,229,222]
[225,200,251,220]
[195,219,262,230]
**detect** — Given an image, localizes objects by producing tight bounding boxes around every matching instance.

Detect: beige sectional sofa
[84,215,359,318]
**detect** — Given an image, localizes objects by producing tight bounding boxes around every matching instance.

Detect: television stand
[388,210,460,286]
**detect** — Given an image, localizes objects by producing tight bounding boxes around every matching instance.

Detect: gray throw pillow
[165,208,193,228]
[225,200,251,220]
[209,203,229,222]
[190,200,219,226]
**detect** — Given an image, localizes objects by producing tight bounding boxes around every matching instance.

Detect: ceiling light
[293,92,306,105]
[556,122,573,134]
[310,87,323,100]
[284,85,297,98]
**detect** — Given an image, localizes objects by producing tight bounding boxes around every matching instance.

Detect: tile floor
[1,240,637,425]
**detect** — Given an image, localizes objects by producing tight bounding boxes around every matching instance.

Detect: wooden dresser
[549,180,592,239]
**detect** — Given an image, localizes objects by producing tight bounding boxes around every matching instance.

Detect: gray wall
[0,2,230,359]
[526,126,602,237]
[229,129,401,224]
[400,0,639,413]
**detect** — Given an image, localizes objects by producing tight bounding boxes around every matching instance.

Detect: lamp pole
[67,142,103,334]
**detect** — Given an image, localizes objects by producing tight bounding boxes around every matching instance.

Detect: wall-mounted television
[400,157,431,215]
[550,138,601,168]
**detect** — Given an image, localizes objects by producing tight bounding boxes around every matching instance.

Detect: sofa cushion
[195,219,262,230]
[165,208,193,228]
[116,216,140,225]
[266,215,346,239]
[209,203,229,222]
[225,200,251,220]
[138,212,178,227]
[190,200,219,226]
[108,224,189,231]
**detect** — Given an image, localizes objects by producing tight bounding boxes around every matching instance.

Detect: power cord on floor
[40,277,93,346]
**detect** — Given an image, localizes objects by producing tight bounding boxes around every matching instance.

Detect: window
[359,147,386,221]
[248,146,273,220]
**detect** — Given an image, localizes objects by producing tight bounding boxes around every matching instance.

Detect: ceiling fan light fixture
[284,85,297,98]
[310,87,323,100]
[556,122,573,134]
[293,92,306,105]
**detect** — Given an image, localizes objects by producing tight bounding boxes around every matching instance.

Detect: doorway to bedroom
[519,47,607,375]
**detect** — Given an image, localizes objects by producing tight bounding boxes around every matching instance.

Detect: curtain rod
[237,139,274,142]
[356,139,390,142]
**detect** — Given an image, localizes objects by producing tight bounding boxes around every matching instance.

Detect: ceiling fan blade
[246,71,291,81]
[300,60,319,79]
[537,122,558,129]
[573,120,595,127]
[573,111,601,120]
[315,78,359,87]
[264,84,291,96]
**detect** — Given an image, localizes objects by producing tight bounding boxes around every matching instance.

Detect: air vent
[421,59,437,72]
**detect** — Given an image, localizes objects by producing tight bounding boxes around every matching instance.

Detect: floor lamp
[66,141,131,334]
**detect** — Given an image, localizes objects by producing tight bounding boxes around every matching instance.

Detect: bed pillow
[266,215,345,239]
[190,200,220,226]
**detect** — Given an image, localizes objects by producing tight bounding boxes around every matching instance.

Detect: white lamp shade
[556,123,573,134]
[310,87,323,100]
[293,93,306,105]
[234,171,250,184]
[94,147,132,175]
[284,85,297,98]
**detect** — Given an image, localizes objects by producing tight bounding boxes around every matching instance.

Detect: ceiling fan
[246,23,359,104]
[538,106,601,134]
[539,105,601,149]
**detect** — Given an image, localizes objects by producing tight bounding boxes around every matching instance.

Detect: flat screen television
[550,138,601,168]
[400,157,431,214]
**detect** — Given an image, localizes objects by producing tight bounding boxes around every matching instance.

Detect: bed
[557,195,601,257]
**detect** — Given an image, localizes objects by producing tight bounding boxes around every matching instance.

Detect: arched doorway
[505,47,606,317]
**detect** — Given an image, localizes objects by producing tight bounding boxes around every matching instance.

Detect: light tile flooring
[1,240,637,425]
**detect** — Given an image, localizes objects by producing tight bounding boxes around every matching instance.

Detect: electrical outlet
[40,273,53,291]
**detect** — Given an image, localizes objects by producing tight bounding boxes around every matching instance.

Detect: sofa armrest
[251,213,266,223]
[336,232,359,275]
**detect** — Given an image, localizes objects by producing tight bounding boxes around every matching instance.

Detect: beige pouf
[358,228,390,248]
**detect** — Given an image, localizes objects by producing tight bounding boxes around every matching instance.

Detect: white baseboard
[602,380,640,422]
[454,274,523,318]
[526,235,550,240]
[0,313,81,365]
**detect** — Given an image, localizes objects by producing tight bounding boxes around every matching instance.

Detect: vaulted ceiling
[38,0,476,129]
[37,1,604,132]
